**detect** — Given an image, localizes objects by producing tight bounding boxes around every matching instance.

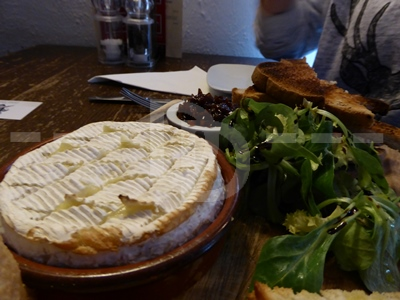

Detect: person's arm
[254,0,330,60]
[259,0,295,15]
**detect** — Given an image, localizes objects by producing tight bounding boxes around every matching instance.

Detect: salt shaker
[92,0,126,64]
[124,0,156,68]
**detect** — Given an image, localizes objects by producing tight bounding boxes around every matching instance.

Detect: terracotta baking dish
[0,139,240,300]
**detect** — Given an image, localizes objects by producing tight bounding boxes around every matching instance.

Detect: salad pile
[219,98,400,293]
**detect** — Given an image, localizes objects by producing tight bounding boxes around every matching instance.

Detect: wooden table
[0,46,365,300]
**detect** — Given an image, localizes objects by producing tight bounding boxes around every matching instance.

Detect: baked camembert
[0,122,225,268]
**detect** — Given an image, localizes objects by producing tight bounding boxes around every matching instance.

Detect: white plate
[166,101,221,146]
[206,64,256,95]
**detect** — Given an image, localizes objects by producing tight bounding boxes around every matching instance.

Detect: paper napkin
[0,100,42,120]
[88,66,209,96]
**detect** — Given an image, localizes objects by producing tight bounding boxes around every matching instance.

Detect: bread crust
[348,120,400,150]
[251,61,283,92]
[248,281,400,299]
[251,58,326,108]
[324,85,375,128]
[232,86,279,106]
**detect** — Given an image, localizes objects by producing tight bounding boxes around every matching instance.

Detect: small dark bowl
[0,140,239,300]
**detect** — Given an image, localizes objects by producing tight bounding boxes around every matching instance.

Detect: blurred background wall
[0,0,264,58]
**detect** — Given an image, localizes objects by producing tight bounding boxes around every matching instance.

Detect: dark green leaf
[252,221,337,293]
[359,223,400,292]
[351,147,389,193]
[300,160,319,215]
[313,153,337,201]
[331,221,375,271]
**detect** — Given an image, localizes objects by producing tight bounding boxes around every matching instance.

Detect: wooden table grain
[0,46,365,300]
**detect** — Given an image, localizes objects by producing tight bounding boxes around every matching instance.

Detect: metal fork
[120,88,163,110]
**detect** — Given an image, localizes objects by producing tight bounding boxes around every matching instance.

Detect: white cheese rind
[0,122,224,268]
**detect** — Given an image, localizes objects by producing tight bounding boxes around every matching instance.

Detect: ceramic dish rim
[0,136,239,293]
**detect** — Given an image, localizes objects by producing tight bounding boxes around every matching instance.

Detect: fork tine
[120,88,139,100]
[120,92,147,109]
[120,88,153,110]
[120,88,162,110]
[148,102,163,110]
[122,88,164,109]
[120,89,150,108]
[121,88,147,102]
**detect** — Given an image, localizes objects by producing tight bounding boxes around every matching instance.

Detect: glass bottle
[92,0,126,64]
[124,0,156,68]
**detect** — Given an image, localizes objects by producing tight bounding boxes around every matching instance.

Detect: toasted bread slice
[348,120,400,151]
[243,60,396,146]
[251,58,326,108]
[231,87,246,105]
[354,96,389,116]
[324,85,375,129]
[370,121,400,149]
[248,281,400,300]
[252,61,283,92]
[232,85,279,106]
[320,79,389,116]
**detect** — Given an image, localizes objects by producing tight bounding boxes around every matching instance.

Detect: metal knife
[89,96,172,104]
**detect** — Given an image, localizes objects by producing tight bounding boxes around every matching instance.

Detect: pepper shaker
[124,0,156,68]
[92,0,126,64]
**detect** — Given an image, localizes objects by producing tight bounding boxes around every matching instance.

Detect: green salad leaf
[252,221,336,293]
[220,98,400,293]
[252,208,360,293]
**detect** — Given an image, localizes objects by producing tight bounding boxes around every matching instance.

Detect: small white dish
[206,64,256,95]
[166,101,221,146]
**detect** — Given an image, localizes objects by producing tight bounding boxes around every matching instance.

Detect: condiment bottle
[92,0,126,64]
[124,0,156,68]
